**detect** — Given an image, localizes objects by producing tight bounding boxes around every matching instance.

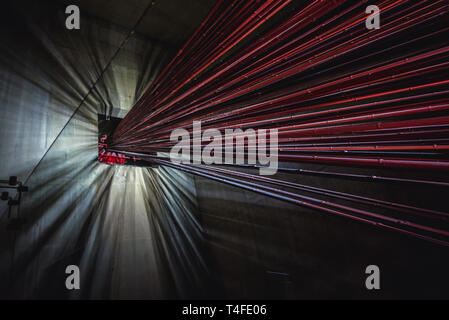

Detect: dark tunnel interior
[1,0,449,300]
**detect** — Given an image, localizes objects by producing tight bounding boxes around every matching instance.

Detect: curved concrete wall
[0,1,208,299]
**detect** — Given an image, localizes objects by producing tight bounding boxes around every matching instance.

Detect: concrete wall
[0,1,209,299]
[194,163,449,299]
[1,0,448,300]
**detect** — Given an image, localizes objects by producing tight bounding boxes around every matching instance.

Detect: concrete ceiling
[57,0,217,47]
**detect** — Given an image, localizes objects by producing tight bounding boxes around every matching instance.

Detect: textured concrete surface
[0,0,209,299]
[194,163,449,299]
[56,0,217,47]
[1,0,448,300]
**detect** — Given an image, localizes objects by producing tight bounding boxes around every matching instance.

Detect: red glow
[98,134,127,165]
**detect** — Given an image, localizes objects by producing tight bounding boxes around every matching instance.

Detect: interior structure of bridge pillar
[1,0,449,300]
